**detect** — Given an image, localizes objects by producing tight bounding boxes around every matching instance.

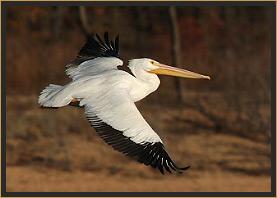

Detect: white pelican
[39,32,210,174]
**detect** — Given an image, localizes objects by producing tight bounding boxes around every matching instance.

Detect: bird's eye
[150,61,155,65]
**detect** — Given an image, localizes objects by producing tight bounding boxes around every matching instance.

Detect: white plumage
[39,32,210,174]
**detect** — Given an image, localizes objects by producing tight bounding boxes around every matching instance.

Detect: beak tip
[202,75,211,80]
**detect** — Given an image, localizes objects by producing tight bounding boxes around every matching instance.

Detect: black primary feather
[86,114,190,174]
[66,32,120,71]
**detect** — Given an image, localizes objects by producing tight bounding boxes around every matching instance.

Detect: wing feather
[104,32,110,48]
[96,34,107,49]
[65,32,121,79]
[115,34,119,53]
[83,89,189,174]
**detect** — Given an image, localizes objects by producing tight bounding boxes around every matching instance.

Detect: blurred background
[6,6,271,192]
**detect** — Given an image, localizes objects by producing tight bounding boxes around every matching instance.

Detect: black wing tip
[73,32,120,63]
[115,34,119,52]
[169,160,190,173]
[163,164,190,174]
[156,164,189,175]
[175,165,190,174]
[137,142,190,175]
[181,165,190,170]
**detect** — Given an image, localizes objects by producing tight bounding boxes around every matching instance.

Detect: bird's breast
[128,77,160,102]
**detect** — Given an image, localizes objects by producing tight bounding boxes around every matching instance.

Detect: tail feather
[38,84,64,107]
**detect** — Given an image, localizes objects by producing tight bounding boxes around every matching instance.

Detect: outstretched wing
[81,88,190,174]
[66,32,122,80]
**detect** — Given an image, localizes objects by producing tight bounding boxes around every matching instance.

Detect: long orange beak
[148,62,210,80]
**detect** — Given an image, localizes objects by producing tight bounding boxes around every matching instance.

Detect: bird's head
[128,58,210,80]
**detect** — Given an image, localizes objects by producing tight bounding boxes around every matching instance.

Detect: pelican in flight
[39,32,210,174]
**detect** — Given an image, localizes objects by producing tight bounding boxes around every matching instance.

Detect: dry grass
[5,95,271,192]
[6,166,271,192]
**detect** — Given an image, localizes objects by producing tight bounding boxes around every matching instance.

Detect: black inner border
[1,1,276,197]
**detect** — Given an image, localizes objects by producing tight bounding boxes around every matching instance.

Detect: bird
[39,32,210,174]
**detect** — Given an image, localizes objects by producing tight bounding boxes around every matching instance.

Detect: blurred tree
[52,6,63,39]
[169,6,184,103]
[133,7,145,57]
[79,6,91,36]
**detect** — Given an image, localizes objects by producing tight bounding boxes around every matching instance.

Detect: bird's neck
[131,68,160,86]
[129,69,160,102]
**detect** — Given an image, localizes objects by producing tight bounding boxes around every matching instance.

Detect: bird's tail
[38,84,64,108]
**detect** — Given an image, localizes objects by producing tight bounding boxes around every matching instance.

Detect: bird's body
[40,61,159,107]
[39,32,210,174]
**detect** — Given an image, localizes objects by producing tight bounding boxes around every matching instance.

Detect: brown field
[6,95,271,192]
